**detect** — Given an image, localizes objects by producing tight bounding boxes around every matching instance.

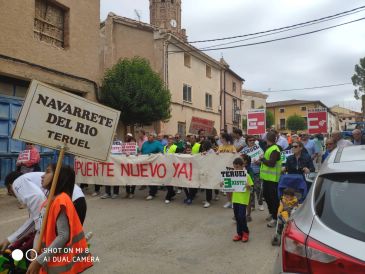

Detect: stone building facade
[0,0,100,184]
[220,59,245,132]
[100,13,222,136]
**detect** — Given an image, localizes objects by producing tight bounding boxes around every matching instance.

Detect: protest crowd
[1,126,363,272]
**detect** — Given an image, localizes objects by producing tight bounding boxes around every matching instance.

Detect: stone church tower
[149,0,187,40]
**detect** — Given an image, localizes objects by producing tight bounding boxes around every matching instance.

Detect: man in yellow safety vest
[258,131,282,228]
[184,135,201,205]
[164,135,178,204]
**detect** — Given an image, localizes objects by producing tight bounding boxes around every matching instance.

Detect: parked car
[273,145,365,273]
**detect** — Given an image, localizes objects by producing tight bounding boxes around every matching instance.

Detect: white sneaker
[267,219,277,228]
[100,193,111,199]
[259,205,265,211]
[223,202,232,208]
[176,189,182,194]
[111,194,119,199]
[91,192,100,197]
[165,200,170,204]
[146,195,154,200]
[203,202,210,208]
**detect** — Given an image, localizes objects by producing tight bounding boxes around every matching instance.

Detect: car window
[314,173,365,242]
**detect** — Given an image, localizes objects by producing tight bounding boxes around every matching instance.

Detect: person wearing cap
[142,133,164,200]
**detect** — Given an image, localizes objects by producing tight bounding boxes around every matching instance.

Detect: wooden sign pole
[36,144,66,253]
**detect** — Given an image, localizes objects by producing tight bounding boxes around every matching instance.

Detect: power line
[169,16,365,53]
[262,83,352,93]
[200,8,365,50]
[189,5,365,43]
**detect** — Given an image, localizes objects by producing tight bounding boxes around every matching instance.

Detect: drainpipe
[223,70,226,130]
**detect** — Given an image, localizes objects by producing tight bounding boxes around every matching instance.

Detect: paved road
[0,188,278,274]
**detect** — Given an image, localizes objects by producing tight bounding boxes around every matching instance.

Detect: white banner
[240,144,264,162]
[75,153,239,189]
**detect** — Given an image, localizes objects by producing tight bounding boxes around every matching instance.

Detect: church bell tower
[149,0,186,40]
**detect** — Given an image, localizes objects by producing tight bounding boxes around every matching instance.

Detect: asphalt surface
[0,187,278,274]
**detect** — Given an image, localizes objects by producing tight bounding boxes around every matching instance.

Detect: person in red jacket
[16,143,40,173]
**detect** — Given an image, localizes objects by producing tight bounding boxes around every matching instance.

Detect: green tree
[100,57,171,130]
[266,110,274,128]
[351,57,365,115]
[286,114,306,131]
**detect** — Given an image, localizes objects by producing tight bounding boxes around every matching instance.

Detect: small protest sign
[247,109,266,135]
[281,150,293,164]
[17,150,31,162]
[121,142,138,155]
[12,80,120,161]
[308,108,327,134]
[111,145,122,154]
[241,144,264,162]
[220,170,247,192]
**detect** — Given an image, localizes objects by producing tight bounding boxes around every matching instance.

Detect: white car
[273,145,365,273]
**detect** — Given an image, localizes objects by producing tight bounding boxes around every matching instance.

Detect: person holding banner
[231,157,253,242]
[163,136,178,204]
[245,136,265,212]
[183,135,202,205]
[124,133,139,199]
[101,135,123,199]
[257,132,282,228]
[16,143,41,173]
[217,133,237,209]
[142,133,164,200]
[28,165,93,274]
[233,128,246,152]
[201,140,219,208]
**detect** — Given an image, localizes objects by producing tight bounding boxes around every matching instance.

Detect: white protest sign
[121,142,138,155]
[17,150,31,162]
[111,145,123,154]
[12,80,120,161]
[281,150,293,164]
[241,144,264,162]
[220,170,247,192]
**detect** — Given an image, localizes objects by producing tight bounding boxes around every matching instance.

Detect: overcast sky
[101,0,365,112]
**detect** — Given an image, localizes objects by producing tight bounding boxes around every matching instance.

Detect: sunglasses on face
[292,145,299,148]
